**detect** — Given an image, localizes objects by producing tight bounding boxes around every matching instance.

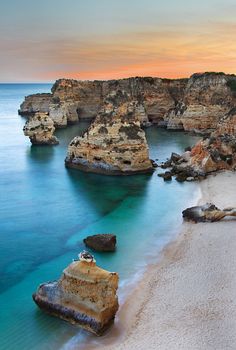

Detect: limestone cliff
[215,107,236,136]
[65,102,153,175]
[167,73,236,133]
[23,112,59,145]
[19,77,187,127]
[19,72,236,133]
[19,93,52,115]
[33,251,119,335]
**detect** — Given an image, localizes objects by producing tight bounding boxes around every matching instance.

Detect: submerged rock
[65,102,154,175]
[23,112,59,145]
[182,203,236,222]
[33,251,119,336]
[84,234,117,252]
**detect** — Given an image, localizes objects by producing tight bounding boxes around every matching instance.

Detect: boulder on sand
[182,203,236,223]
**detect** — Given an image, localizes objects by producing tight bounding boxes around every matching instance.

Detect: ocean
[0,84,200,350]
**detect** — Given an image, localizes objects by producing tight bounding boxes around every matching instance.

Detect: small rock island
[23,112,59,145]
[65,102,154,175]
[33,251,119,335]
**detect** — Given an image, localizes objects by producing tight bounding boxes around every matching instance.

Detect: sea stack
[33,251,119,336]
[23,112,59,145]
[65,102,154,175]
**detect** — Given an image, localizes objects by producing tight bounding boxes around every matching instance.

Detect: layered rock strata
[65,103,153,175]
[183,203,236,222]
[19,73,236,132]
[19,93,52,115]
[167,73,236,133]
[33,251,119,336]
[23,112,59,145]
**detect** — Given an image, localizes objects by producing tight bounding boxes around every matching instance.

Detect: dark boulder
[170,152,181,163]
[182,203,236,223]
[84,234,117,252]
[158,171,172,181]
[160,159,172,169]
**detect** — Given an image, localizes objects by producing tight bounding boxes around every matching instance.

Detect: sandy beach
[94,171,236,350]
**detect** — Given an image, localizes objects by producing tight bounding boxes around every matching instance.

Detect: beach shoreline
[83,171,236,350]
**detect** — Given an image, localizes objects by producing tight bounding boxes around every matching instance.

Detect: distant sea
[0,84,200,350]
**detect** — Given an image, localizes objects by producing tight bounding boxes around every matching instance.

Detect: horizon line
[1,71,236,84]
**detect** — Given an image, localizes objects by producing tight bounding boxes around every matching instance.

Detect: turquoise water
[0,84,200,350]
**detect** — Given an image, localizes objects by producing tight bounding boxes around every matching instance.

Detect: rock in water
[182,203,236,222]
[23,112,59,145]
[84,234,117,252]
[32,251,119,335]
[65,102,153,175]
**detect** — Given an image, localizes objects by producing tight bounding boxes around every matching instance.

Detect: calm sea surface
[0,84,200,350]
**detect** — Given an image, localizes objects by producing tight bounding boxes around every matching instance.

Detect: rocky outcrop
[84,234,117,252]
[187,134,236,174]
[65,102,153,175]
[23,112,59,145]
[19,93,52,115]
[33,251,119,336]
[183,203,236,222]
[19,76,188,127]
[167,73,236,133]
[215,108,236,136]
[19,72,236,134]
[158,133,236,181]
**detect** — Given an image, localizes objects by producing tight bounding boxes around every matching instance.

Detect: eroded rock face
[19,73,236,133]
[167,73,236,133]
[65,102,153,175]
[183,203,236,222]
[18,77,188,127]
[84,234,117,252]
[23,112,59,145]
[216,108,236,136]
[160,133,236,181]
[188,134,236,174]
[19,93,52,115]
[33,251,119,336]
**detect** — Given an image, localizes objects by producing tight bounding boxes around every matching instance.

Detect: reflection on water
[0,84,201,350]
[28,145,56,162]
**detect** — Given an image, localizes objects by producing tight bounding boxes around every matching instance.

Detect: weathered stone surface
[19,72,236,134]
[188,134,236,174]
[183,203,236,222]
[84,234,116,252]
[18,77,187,127]
[65,102,153,175]
[23,112,59,145]
[33,251,119,336]
[215,107,236,136]
[49,102,67,128]
[19,93,52,115]
[165,133,236,181]
[167,73,236,133]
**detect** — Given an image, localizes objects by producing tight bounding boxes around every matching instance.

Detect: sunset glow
[1,0,236,82]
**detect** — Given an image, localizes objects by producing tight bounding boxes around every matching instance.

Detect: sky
[0,0,236,82]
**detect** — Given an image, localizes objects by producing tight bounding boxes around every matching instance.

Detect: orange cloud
[1,21,236,81]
